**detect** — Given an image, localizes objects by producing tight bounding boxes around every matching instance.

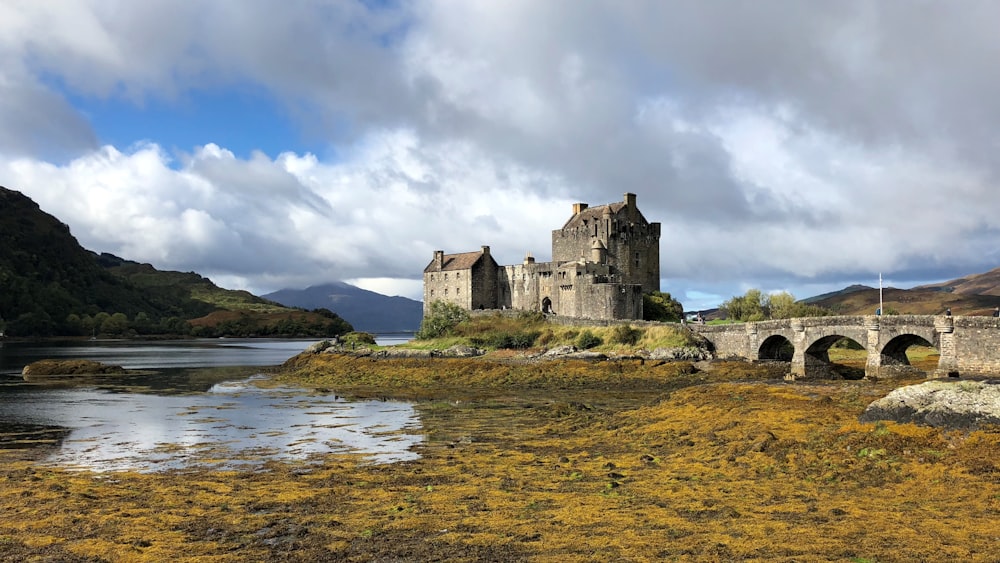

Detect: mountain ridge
[263,282,423,333]
[0,186,351,338]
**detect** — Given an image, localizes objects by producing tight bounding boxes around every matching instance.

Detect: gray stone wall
[948,316,1000,376]
[423,268,473,312]
[693,315,1000,379]
[501,262,549,312]
[472,256,499,310]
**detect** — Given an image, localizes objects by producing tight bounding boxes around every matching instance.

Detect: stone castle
[423,193,660,320]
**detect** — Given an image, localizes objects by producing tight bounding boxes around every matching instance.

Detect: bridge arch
[758,335,793,361]
[874,333,938,377]
[801,334,867,379]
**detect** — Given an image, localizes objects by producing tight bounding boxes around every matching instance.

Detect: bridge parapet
[691,314,1000,380]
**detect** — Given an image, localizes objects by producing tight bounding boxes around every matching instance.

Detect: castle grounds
[0,352,997,562]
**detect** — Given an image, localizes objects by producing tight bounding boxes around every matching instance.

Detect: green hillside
[0,186,351,338]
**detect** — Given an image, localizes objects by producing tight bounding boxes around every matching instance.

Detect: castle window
[457,272,460,278]
[430,289,434,297]
[444,288,448,295]
[444,273,448,280]
[457,287,460,295]
[430,274,434,281]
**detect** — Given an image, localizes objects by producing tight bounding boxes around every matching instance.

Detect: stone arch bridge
[690,315,1000,380]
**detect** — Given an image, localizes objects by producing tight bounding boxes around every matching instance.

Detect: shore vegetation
[1,315,996,561]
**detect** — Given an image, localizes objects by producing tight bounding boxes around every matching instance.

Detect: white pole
[879,273,883,315]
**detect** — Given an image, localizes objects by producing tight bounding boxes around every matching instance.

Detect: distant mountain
[806,280,1000,316]
[264,282,423,333]
[0,186,351,338]
[916,267,1000,296]
[800,284,872,304]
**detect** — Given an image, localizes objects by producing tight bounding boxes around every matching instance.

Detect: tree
[101,312,129,336]
[643,291,684,322]
[722,289,831,321]
[416,301,469,339]
[721,289,766,321]
[767,291,796,319]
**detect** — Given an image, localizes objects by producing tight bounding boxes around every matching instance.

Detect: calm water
[0,337,422,471]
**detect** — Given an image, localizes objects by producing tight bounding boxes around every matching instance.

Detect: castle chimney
[572,202,589,215]
[434,250,444,269]
[624,192,636,209]
[524,252,535,265]
[481,245,490,257]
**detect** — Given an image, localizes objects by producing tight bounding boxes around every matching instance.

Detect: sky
[3,1,1000,312]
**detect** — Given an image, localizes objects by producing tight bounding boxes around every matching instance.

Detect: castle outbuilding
[423,193,660,320]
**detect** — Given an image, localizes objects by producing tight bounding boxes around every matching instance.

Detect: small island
[21,359,128,381]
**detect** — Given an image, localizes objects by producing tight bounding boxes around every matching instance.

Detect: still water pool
[0,337,422,472]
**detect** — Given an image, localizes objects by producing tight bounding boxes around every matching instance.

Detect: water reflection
[1,376,423,472]
[0,338,323,376]
[0,337,422,471]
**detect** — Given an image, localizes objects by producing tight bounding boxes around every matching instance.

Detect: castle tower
[551,192,660,292]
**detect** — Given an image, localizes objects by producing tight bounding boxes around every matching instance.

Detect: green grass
[405,316,698,352]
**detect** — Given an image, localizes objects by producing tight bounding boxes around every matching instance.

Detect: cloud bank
[3,1,1000,309]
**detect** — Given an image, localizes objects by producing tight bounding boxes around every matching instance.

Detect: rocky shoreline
[298,339,712,362]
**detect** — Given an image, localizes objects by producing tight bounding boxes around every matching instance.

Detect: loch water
[0,337,422,471]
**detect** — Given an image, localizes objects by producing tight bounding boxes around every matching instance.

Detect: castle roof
[561,202,639,230]
[423,250,487,272]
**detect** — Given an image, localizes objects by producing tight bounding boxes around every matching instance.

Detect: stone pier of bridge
[690,315,1000,380]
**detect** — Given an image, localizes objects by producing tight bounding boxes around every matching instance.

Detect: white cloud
[4,1,1000,309]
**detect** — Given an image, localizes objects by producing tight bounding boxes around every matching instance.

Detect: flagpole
[879,273,883,316]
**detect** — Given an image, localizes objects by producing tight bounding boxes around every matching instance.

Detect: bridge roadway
[689,314,1000,379]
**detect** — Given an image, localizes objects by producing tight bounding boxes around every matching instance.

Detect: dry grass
[1,356,996,561]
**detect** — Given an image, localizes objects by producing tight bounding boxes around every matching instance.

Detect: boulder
[440,345,484,358]
[303,340,335,354]
[860,380,1000,429]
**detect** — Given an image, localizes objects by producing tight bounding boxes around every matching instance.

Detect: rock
[648,347,711,361]
[374,348,433,359]
[302,340,333,354]
[860,380,1000,429]
[303,340,334,354]
[440,345,484,358]
[543,345,577,357]
[564,351,607,360]
[22,359,127,380]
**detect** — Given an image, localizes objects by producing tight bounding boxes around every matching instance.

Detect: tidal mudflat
[0,356,997,561]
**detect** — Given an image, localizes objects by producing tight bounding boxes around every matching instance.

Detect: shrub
[342,331,376,346]
[517,310,546,324]
[417,301,470,339]
[471,330,541,349]
[611,324,644,346]
[536,329,555,347]
[575,329,602,350]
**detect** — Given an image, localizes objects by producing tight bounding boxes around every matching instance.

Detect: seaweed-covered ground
[0,355,997,562]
